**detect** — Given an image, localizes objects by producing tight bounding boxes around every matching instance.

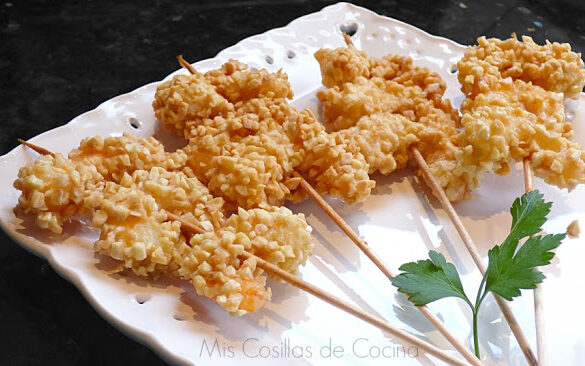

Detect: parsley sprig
[390,190,566,358]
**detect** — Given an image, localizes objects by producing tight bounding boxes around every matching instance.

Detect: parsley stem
[471,275,488,359]
[472,309,480,358]
[475,275,487,307]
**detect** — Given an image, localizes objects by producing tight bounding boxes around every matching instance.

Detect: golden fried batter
[182,229,270,315]
[13,153,103,234]
[84,174,313,315]
[333,113,421,175]
[315,35,454,113]
[183,129,298,210]
[86,181,270,315]
[120,167,226,230]
[154,59,375,206]
[86,182,190,277]
[457,36,585,191]
[458,35,585,98]
[224,206,313,277]
[204,59,293,102]
[14,134,191,233]
[182,205,313,314]
[317,77,401,131]
[314,38,370,89]
[69,133,187,181]
[152,73,232,138]
[315,40,473,201]
[283,109,374,203]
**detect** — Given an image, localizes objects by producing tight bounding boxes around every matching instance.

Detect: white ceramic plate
[1,3,584,365]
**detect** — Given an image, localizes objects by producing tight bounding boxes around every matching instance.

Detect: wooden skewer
[18,139,474,366]
[343,34,534,364]
[177,55,197,75]
[338,39,534,364]
[413,147,538,366]
[294,173,481,365]
[523,159,534,194]
[164,213,470,366]
[18,138,54,156]
[523,159,545,365]
[175,59,481,364]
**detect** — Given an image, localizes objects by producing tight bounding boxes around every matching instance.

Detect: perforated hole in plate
[265,55,273,64]
[339,22,358,36]
[128,117,141,130]
[566,111,575,121]
[173,313,187,321]
[449,64,458,74]
[383,33,394,42]
[135,294,152,304]
[287,50,296,59]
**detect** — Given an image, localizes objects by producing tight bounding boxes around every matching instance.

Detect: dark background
[1,1,584,365]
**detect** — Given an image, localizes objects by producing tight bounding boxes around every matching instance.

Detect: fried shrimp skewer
[14,134,188,234]
[16,139,470,366]
[155,56,482,366]
[15,138,313,314]
[456,34,585,193]
[458,34,585,365]
[315,35,538,365]
[316,34,474,202]
[155,56,374,208]
[169,211,471,366]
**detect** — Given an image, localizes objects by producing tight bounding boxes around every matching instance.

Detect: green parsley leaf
[503,190,552,254]
[390,250,471,306]
[390,190,564,359]
[485,233,565,300]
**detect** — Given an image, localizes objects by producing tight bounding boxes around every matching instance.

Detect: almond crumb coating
[86,171,312,315]
[204,59,293,102]
[457,36,585,191]
[226,206,313,276]
[13,153,103,234]
[119,167,226,230]
[14,134,190,234]
[69,133,187,182]
[152,72,233,138]
[333,113,422,175]
[184,129,299,210]
[181,205,313,314]
[283,109,375,203]
[154,60,374,206]
[153,59,291,138]
[314,39,370,88]
[178,205,313,314]
[315,42,456,117]
[458,35,585,99]
[315,42,473,201]
[182,97,301,210]
[567,220,580,238]
[181,230,270,315]
[317,77,402,131]
[86,182,191,277]
[368,53,448,105]
[86,182,270,315]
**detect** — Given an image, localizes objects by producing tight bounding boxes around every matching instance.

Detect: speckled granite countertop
[1,1,584,365]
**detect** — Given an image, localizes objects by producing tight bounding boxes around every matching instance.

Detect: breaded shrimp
[457,35,585,191]
[314,39,473,201]
[153,60,375,206]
